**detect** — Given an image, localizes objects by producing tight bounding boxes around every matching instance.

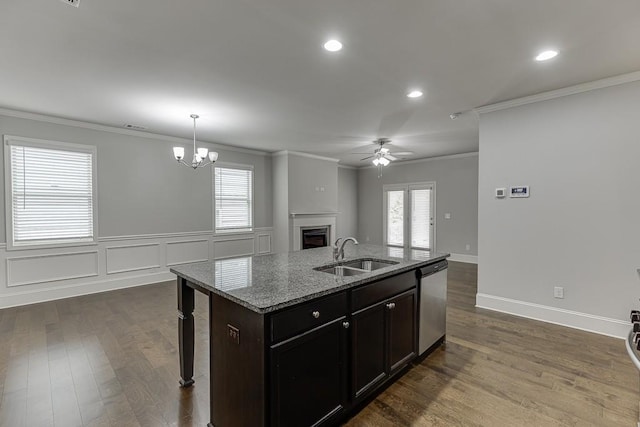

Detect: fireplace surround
[290,213,337,251]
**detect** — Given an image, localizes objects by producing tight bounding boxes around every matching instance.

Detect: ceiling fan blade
[360,155,374,161]
[393,151,414,156]
[385,154,398,161]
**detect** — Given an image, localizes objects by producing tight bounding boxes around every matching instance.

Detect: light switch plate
[495,188,506,198]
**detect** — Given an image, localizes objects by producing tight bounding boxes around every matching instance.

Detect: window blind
[386,190,404,246]
[214,166,253,231]
[10,144,94,245]
[410,188,431,249]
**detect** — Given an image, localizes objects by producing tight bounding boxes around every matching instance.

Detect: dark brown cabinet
[270,310,349,426]
[352,302,387,399]
[352,288,417,402]
[202,267,422,427]
[388,290,417,373]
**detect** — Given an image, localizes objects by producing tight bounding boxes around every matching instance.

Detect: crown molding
[475,71,640,114]
[271,150,339,163]
[0,107,269,157]
[337,164,357,170]
[360,151,479,169]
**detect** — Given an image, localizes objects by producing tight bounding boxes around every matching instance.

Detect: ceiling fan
[357,138,413,166]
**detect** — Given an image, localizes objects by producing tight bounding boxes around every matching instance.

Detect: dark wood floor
[0,262,637,426]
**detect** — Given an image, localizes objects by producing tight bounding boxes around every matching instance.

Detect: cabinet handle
[343,321,350,329]
[386,302,396,310]
[312,311,320,319]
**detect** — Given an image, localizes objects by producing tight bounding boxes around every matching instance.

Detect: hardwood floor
[0,262,637,426]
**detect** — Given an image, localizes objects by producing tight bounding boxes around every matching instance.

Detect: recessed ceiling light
[407,90,423,98]
[535,50,558,61]
[324,40,343,52]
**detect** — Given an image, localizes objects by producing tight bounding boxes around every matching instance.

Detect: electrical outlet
[227,324,240,345]
[465,244,470,251]
[554,287,564,299]
[444,213,451,219]
[365,236,370,242]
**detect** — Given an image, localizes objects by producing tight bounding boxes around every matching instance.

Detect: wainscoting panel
[0,228,273,309]
[256,233,272,255]
[106,243,161,274]
[166,240,209,266]
[7,251,99,287]
[213,237,255,259]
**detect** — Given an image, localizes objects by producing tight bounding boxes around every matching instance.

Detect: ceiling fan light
[379,157,390,166]
[372,158,380,166]
[379,147,389,154]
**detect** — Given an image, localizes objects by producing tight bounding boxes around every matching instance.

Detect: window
[214,164,253,232]
[383,182,434,250]
[4,136,97,249]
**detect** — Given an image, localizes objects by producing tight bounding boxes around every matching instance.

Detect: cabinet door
[351,302,387,400]
[271,317,348,427]
[388,289,417,373]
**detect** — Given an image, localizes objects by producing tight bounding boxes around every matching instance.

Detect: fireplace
[290,213,336,251]
[301,227,329,250]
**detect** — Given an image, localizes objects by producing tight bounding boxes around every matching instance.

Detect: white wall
[477,80,640,338]
[0,112,274,308]
[336,167,358,239]
[357,154,479,261]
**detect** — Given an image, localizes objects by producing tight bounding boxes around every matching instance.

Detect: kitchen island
[171,244,449,427]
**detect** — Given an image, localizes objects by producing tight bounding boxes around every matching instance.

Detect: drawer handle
[312,311,320,319]
[386,302,396,310]
[343,321,350,329]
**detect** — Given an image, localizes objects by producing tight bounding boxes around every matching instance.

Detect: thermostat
[510,186,529,198]
[495,188,506,198]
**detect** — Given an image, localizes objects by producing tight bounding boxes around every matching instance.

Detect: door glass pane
[411,188,431,249]
[387,190,404,246]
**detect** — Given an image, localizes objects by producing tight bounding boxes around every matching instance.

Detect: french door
[383,182,435,250]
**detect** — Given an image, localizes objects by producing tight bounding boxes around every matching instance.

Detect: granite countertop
[170,244,449,314]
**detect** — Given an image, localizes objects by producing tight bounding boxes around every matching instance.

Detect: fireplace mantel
[289,212,338,218]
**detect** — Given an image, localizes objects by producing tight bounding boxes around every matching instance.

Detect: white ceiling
[1,0,639,165]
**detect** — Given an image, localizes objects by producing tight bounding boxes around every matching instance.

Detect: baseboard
[0,271,175,309]
[476,293,629,339]
[448,253,478,264]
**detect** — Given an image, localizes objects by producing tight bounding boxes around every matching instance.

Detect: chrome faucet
[333,237,359,261]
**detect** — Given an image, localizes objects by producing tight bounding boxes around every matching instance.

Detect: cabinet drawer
[352,271,416,312]
[271,292,348,343]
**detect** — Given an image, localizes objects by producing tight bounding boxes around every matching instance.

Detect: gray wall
[272,153,289,253]
[0,114,272,240]
[287,154,338,213]
[357,155,479,256]
[478,80,640,322]
[336,167,358,238]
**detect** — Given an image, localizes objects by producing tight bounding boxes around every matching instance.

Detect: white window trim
[3,135,98,251]
[382,181,436,251]
[212,161,255,234]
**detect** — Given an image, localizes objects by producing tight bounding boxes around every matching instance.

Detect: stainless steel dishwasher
[418,259,448,355]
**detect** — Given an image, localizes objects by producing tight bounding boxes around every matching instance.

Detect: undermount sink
[315,265,367,277]
[342,259,398,271]
[314,258,399,277]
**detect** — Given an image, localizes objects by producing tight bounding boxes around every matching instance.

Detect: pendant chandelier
[172,114,219,169]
